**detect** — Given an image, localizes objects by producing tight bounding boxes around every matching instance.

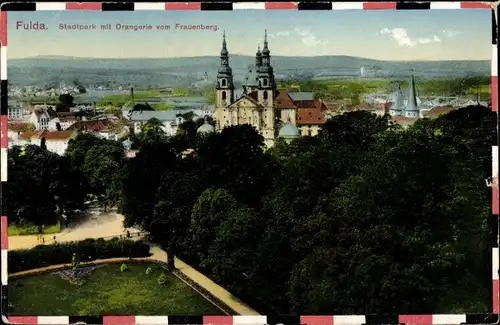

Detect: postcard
[0,2,498,325]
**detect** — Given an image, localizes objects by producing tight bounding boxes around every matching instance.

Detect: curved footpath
[9,243,259,316]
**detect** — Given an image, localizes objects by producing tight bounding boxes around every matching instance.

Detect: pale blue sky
[7,9,492,60]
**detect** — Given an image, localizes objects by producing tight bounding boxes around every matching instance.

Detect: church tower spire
[405,70,419,118]
[257,30,275,90]
[261,30,270,65]
[216,31,234,111]
[256,30,276,145]
[255,45,262,67]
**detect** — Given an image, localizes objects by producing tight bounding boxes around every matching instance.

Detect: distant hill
[11,54,489,72]
[27,55,94,60]
[8,55,490,88]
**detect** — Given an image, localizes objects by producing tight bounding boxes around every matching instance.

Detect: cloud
[266,28,328,47]
[440,29,462,38]
[269,31,290,38]
[294,28,328,47]
[418,35,441,44]
[379,28,441,47]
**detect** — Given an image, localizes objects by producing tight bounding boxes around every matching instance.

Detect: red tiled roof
[294,99,327,110]
[297,108,325,125]
[275,91,297,109]
[20,130,75,141]
[68,119,113,132]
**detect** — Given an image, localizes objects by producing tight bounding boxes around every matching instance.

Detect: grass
[9,263,223,315]
[96,90,161,107]
[151,103,173,111]
[8,223,60,236]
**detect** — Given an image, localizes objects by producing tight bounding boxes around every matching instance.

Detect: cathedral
[213,31,328,147]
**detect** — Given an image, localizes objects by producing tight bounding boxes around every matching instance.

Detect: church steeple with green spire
[217,31,234,90]
[258,30,275,90]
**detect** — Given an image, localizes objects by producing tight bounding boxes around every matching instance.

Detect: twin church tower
[213,31,279,146]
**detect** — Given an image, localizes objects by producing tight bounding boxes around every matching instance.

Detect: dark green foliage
[5,145,87,226]
[9,239,151,273]
[66,133,125,209]
[121,106,493,314]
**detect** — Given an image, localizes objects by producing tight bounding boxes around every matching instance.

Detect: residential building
[18,130,77,155]
[48,116,77,131]
[67,119,126,141]
[29,109,56,130]
[8,102,24,120]
[7,123,34,147]
[126,110,184,136]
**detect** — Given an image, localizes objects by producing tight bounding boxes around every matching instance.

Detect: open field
[278,77,491,101]
[9,263,222,315]
[8,223,60,236]
[95,89,162,107]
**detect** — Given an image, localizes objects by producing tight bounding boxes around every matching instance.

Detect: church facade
[213,31,327,147]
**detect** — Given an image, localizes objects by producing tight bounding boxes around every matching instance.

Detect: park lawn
[9,263,223,315]
[8,223,60,236]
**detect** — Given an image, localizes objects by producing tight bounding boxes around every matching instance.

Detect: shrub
[9,239,151,273]
[145,267,153,275]
[157,272,168,285]
[120,263,128,272]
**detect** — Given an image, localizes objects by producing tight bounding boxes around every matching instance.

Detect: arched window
[222,91,227,100]
[221,79,227,87]
[263,78,268,87]
[263,91,268,100]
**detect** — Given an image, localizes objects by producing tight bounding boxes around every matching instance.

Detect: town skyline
[6,9,492,61]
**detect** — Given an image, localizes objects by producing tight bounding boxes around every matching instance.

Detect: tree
[195,124,274,208]
[132,103,154,112]
[83,140,125,209]
[117,106,491,314]
[56,94,74,113]
[121,136,186,230]
[66,133,105,169]
[200,190,262,295]
[190,188,241,261]
[73,79,87,94]
[141,118,164,136]
[5,145,87,227]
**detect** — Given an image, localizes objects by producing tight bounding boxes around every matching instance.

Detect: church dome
[197,119,215,134]
[244,65,259,88]
[278,122,300,139]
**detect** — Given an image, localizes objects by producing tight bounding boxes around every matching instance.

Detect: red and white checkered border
[18,2,495,10]
[0,314,498,325]
[0,2,498,324]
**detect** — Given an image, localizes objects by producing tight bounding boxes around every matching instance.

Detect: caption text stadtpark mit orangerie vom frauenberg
[16,21,220,32]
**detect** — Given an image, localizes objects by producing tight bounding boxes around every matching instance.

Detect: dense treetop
[120,106,494,314]
[8,106,494,314]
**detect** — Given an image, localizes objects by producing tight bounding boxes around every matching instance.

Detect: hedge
[8,238,151,273]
